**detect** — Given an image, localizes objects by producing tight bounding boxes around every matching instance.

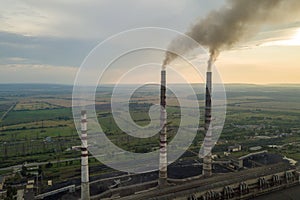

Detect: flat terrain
[0,83,299,192]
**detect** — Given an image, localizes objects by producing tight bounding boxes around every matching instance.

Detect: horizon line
[0,82,300,86]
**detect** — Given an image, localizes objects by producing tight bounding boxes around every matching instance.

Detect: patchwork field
[0,83,299,185]
[14,100,62,111]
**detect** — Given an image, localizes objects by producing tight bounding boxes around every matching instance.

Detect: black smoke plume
[163,0,300,67]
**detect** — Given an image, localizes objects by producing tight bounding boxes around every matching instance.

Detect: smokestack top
[207,49,219,72]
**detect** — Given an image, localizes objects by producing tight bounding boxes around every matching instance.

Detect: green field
[0,83,300,185]
[14,101,62,111]
[2,108,72,126]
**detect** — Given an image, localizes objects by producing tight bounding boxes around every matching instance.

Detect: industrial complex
[18,65,299,200]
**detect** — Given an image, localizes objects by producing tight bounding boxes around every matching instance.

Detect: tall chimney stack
[202,71,212,177]
[81,110,90,200]
[159,69,168,186]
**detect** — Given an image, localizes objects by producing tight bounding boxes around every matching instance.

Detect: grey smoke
[163,0,300,67]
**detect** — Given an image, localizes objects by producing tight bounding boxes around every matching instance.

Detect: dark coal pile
[168,159,202,179]
[243,153,287,168]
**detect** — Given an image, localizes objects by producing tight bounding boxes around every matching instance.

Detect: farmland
[0,83,300,187]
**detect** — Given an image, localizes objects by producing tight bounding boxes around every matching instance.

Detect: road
[0,157,81,171]
[0,153,117,171]
[0,101,18,121]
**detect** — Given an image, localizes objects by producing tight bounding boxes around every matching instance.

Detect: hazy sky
[0,0,300,84]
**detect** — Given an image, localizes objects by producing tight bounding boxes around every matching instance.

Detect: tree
[5,186,17,200]
[45,162,53,168]
[20,165,27,176]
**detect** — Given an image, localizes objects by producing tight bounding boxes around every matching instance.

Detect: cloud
[0,0,299,84]
[0,0,224,38]
[217,45,300,84]
[0,31,97,66]
[0,0,225,84]
[0,57,32,64]
[0,63,77,84]
[222,22,300,52]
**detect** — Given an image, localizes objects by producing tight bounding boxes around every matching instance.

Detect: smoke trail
[163,0,300,67]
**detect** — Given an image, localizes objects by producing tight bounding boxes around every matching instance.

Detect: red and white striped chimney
[203,71,213,177]
[159,69,168,186]
[81,110,90,199]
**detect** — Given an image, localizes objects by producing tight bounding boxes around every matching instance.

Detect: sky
[0,0,300,84]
